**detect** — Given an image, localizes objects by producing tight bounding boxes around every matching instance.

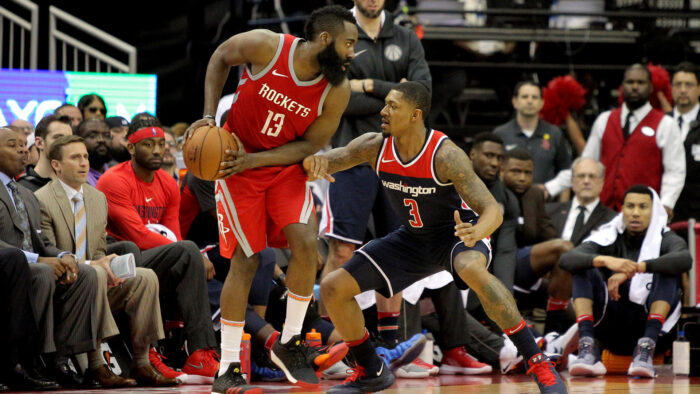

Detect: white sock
[219,319,244,375]
[280,290,312,344]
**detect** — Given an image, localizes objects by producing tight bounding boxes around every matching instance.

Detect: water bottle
[419,330,435,364]
[673,330,690,375]
[306,329,322,348]
[240,333,251,383]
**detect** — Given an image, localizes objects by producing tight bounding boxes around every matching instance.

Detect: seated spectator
[0,248,60,391]
[75,119,111,186]
[0,127,99,389]
[7,124,38,169]
[493,81,572,198]
[501,148,573,334]
[54,103,83,130]
[36,135,178,387]
[96,113,219,383]
[545,157,617,335]
[25,133,39,167]
[10,119,34,137]
[468,132,518,294]
[561,185,691,378]
[548,158,618,247]
[77,93,107,120]
[106,116,131,164]
[18,115,72,192]
[162,128,178,180]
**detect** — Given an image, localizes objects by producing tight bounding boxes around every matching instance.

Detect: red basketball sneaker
[440,347,493,375]
[182,348,220,384]
[149,348,185,381]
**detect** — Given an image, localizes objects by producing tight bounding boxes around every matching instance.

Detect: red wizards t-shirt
[223,34,332,158]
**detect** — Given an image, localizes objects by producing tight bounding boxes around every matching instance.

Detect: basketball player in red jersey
[186,5,358,393]
[304,82,568,393]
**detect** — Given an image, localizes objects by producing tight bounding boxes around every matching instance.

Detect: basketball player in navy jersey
[304,82,567,393]
[187,5,358,394]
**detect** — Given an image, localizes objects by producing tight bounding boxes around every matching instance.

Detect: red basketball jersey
[224,34,332,153]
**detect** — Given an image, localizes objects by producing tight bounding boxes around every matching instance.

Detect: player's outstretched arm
[303,132,384,181]
[435,140,503,243]
[187,30,280,138]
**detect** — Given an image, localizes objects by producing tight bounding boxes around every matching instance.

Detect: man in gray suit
[0,127,99,389]
[545,157,617,335]
[36,135,178,388]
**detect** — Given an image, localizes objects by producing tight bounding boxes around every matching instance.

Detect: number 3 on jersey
[403,198,423,228]
[260,110,285,137]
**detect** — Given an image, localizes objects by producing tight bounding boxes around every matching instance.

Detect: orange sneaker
[182,348,219,384]
[309,342,349,376]
[149,347,185,381]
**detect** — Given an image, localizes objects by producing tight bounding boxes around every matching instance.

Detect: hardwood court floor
[10,367,700,394]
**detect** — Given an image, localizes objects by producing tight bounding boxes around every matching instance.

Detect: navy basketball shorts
[342,225,492,299]
[513,246,543,292]
[320,166,400,245]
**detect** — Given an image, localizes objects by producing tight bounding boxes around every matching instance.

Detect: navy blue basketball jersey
[375,129,479,236]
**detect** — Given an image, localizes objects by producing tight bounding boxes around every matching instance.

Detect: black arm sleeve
[559,241,603,273]
[644,231,692,275]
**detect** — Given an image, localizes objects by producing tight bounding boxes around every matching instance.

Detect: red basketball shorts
[215,164,314,259]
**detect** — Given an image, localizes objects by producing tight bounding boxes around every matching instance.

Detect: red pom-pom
[540,75,588,125]
[616,63,674,110]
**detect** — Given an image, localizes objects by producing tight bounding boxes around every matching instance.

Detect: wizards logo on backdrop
[0,68,157,126]
[0,69,67,126]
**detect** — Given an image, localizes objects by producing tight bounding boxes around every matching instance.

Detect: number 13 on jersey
[403,198,423,228]
[260,110,286,137]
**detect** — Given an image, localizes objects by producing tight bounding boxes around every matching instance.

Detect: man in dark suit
[501,148,574,334]
[670,62,700,222]
[0,127,99,389]
[546,157,617,336]
[548,157,617,246]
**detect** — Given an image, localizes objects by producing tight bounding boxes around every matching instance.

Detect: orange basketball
[183,125,238,180]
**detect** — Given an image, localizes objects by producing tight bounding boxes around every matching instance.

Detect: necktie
[571,205,586,242]
[678,116,684,133]
[73,194,87,262]
[622,112,634,140]
[7,181,34,252]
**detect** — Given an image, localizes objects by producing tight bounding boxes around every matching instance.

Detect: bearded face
[317,40,350,86]
[356,0,384,18]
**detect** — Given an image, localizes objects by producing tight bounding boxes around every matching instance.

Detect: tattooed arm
[303,132,384,182]
[435,140,503,245]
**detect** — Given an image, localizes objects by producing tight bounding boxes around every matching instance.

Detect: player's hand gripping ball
[183,125,239,180]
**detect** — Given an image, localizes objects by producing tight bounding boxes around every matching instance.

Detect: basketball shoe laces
[343,365,367,384]
[149,348,180,377]
[527,360,558,387]
[637,341,652,363]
